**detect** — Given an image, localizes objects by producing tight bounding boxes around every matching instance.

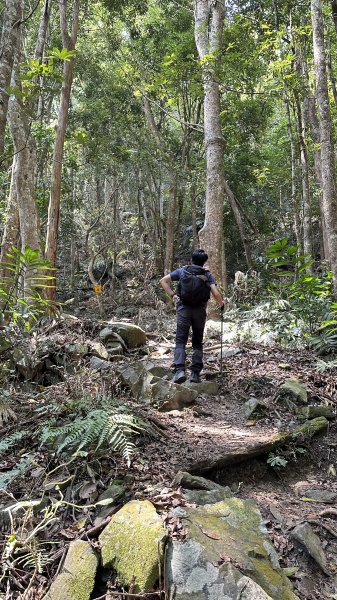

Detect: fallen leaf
[79,481,97,499]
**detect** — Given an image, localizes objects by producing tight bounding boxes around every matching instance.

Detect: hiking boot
[190,371,200,383]
[173,370,186,384]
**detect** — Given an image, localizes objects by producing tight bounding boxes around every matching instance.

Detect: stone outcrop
[165,497,299,600]
[118,361,199,411]
[99,500,167,592]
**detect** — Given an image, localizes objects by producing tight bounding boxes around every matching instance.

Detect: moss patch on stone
[42,540,98,600]
[99,500,167,592]
[179,499,298,600]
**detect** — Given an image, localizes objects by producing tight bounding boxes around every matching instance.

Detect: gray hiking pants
[174,302,207,374]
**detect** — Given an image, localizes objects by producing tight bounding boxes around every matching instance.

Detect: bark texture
[311,0,337,294]
[45,0,80,300]
[194,0,226,290]
[224,181,253,271]
[7,95,41,254]
[164,175,178,274]
[296,98,313,268]
[0,0,24,160]
[0,158,19,280]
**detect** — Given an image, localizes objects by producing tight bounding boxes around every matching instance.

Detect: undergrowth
[0,392,153,492]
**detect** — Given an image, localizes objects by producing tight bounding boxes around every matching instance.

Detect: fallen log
[189,416,328,475]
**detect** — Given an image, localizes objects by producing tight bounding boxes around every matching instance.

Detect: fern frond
[39,398,153,466]
[0,431,26,455]
[0,455,32,490]
[15,547,50,573]
[315,358,337,372]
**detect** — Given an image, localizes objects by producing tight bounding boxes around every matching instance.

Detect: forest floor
[1,298,337,599]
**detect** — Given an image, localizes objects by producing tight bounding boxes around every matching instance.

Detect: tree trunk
[190,182,199,249]
[45,0,80,301]
[0,0,24,161]
[0,157,20,280]
[311,0,337,294]
[194,0,226,291]
[164,174,178,273]
[307,97,327,259]
[7,96,41,254]
[295,97,313,268]
[190,416,328,474]
[224,181,253,271]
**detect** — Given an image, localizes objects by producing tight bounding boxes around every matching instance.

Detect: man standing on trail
[160,249,224,384]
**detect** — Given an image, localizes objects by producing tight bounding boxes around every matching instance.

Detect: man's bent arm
[210,283,224,307]
[160,274,177,299]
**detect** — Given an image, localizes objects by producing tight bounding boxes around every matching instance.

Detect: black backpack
[178,265,211,306]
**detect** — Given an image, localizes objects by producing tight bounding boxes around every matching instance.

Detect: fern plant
[0,431,27,454]
[40,395,151,466]
[0,245,55,330]
[315,358,337,372]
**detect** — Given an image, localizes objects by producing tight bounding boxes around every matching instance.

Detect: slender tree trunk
[284,96,301,252]
[190,182,199,248]
[194,0,226,291]
[0,157,20,280]
[7,95,41,254]
[0,0,24,161]
[307,96,328,259]
[295,97,313,268]
[311,0,337,294]
[45,0,80,301]
[164,174,178,273]
[136,171,144,237]
[223,181,253,271]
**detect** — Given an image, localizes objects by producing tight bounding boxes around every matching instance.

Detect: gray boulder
[165,498,298,600]
[118,362,198,411]
[174,471,226,491]
[297,405,335,420]
[88,341,110,360]
[291,522,330,574]
[89,356,112,371]
[183,380,219,395]
[142,374,199,411]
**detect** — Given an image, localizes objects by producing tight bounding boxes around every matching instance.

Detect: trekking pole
[220,305,224,383]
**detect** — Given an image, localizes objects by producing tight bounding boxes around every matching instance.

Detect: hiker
[160,249,224,384]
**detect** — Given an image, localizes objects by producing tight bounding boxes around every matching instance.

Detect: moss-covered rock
[296,405,335,420]
[277,378,308,406]
[99,500,167,592]
[165,498,299,600]
[43,540,98,600]
[101,321,147,348]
